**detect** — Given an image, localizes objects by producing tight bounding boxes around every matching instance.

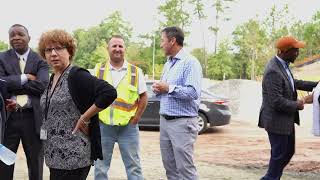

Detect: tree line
[0,1,319,80]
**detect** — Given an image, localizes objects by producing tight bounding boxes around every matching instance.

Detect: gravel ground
[13,79,320,180]
[14,119,320,180]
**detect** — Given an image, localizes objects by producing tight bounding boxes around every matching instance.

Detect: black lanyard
[44,64,70,122]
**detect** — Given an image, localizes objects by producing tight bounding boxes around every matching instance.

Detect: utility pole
[152,35,156,80]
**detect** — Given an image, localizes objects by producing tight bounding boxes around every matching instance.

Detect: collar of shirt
[276,55,290,69]
[166,48,186,69]
[167,48,185,62]
[108,60,128,71]
[15,48,30,62]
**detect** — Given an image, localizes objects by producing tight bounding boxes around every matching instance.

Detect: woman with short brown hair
[38,29,117,180]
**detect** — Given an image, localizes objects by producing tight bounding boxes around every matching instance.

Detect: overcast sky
[0,0,319,52]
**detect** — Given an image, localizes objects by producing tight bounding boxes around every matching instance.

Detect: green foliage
[154,64,164,80]
[191,48,207,71]
[263,4,290,42]
[207,41,233,80]
[232,19,269,79]
[189,0,206,19]
[46,3,320,82]
[132,31,166,77]
[0,41,8,51]
[158,0,191,33]
[73,11,133,69]
[209,0,235,53]
[294,11,320,58]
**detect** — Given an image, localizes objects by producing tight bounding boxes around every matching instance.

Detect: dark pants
[262,129,295,180]
[50,166,91,180]
[0,110,43,180]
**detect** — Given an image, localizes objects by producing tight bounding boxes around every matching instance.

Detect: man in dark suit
[259,36,317,180]
[0,24,49,180]
[0,79,9,144]
[0,85,6,144]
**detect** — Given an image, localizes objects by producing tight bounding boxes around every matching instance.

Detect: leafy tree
[158,0,191,33]
[191,48,207,72]
[73,11,133,69]
[294,11,320,58]
[263,4,290,42]
[132,31,167,79]
[207,40,233,80]
[232,19,268,79]
[209,0,235,54]
[189,0,208,76]
[0,41,8,51]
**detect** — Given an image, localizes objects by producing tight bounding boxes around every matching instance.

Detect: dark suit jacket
[0,93,5,144]
[0,49,49,135]
[0,79,7,144]
[258,56,317,135]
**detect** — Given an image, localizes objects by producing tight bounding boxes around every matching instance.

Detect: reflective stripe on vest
[95,62,139,126]
[112,98,138,112]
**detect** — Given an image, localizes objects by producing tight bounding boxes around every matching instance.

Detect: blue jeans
[94,122,143,180]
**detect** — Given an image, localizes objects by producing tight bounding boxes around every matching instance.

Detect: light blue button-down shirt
[158,48,203,117]
[276,55,295,91]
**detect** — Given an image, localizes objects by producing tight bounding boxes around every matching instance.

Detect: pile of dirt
[208,79,313,123]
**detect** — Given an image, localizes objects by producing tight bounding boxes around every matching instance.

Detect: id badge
[40,128,47,140]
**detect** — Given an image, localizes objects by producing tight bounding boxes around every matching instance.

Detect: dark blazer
[0,49,49,135]
[0,79,7,144]
[0,93,5,144]
[258,57,317,135]
[68,66,117,160]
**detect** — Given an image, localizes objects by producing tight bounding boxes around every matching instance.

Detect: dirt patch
[14,119,320,179]
[196,120,320,173]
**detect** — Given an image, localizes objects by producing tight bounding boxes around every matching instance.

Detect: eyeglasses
[44,46,66,55]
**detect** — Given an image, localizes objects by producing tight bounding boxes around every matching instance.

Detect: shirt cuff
[168,85,176,94]
[21,74,28,85]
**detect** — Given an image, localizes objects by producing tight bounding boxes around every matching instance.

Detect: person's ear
[171,37,176,45]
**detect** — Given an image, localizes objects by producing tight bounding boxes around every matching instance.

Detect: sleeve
[168,59,202,100]
[22,60,49,96]
[76,69,117,109]
[20,74,28,85]
[294,79,318,92]
[137,68,147,94]
[0,58,23,92]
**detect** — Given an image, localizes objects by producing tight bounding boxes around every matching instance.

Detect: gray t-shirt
[40,67,92,170]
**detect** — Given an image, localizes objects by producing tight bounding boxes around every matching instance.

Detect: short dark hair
[9,24,29,35]
[162,26,184,46]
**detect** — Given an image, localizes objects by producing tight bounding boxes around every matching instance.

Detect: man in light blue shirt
[152,26,202,180]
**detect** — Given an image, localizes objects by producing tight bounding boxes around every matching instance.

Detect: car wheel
[197,112,208,134]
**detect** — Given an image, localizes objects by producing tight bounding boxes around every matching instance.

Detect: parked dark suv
[139,81,231,134]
